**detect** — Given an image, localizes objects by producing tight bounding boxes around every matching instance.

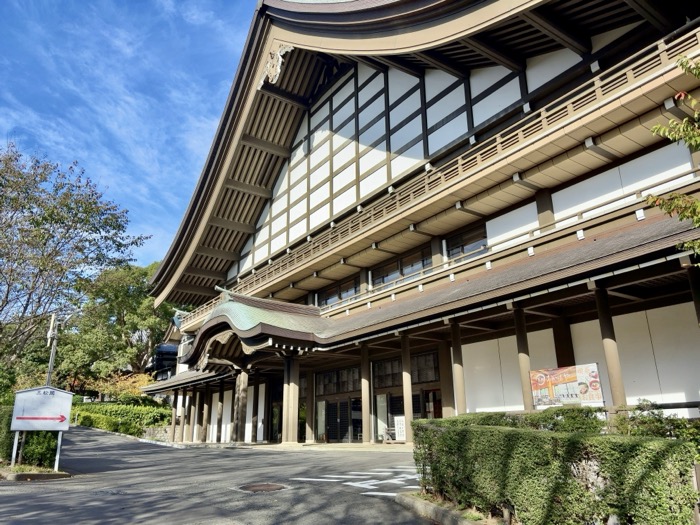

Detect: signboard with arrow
[11,386,73,431]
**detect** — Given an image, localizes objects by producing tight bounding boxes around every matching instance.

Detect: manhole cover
[239,483,286,493]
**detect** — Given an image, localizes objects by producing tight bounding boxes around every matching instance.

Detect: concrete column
[450,321,466,415]
[200,384,211,443]
[535,189,555,232]
[282,356,300,443]
[305,371,315,443]
[430,237,443,269]
[359,268,369,295]
[195,390,205,443]
[235,370,249,442]
[169,389,179,442]
[177,390,186,443]
[187,388,196,443]
[513,306,534,411]
[360,345,371,442]
[687,265,700,326]
[400,333,414,443]
[593,287,627,407]
[438,342,455,417]
[216,378,224,443]
[552,317,576,367]
[251,377,260,443]
[230,374,238,442]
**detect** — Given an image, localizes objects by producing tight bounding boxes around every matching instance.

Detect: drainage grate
[238,483,286,493]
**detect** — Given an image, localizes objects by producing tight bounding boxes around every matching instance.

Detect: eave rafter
[414,50,466,78]
[373,55,424,77]
[240,133,291,158]
[209,217,256,234]
[623,0,677,33]
[520,9,590,55]
[459,36,524,72]
[195,246,241,261]
[184,266,227,280]
[258,83,309,110]
[222,179,272,199]
[174,283,219,298]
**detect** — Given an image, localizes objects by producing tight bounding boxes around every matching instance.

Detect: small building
[144,0,700,444]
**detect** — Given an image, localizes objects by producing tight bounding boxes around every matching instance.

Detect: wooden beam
[222,179,272,199]
[184,266,227,280]
[352,55,388,73]
[174,283,218,297]
[196,246,241,261]
[240,133,291,158]
[258,83,309,110]
[373,55,424,77]
[521,10,590,55]
[209,216,256,234]
[623,0,676,33]
[460,36,524,72]
[415,50,466,78]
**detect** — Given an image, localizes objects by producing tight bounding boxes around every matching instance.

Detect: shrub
[73,402,170,436]
[413,421,697,525]
[21,431,58,468]
[0,406,13,461]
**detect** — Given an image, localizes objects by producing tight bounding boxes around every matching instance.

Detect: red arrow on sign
[16,415,67,423]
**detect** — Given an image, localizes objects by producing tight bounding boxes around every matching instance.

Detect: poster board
[530,363,603,407]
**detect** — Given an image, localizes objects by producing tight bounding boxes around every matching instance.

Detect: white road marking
[321,474,370,479]
[361,492,399,497]
[289,477,341,482]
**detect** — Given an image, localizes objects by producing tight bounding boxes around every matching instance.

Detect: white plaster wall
[571,303,700,417]
[472,78,520,126]
[470,66,509,97]
[526,48,580,92]
[462,332,552,413]
[486,201,538,247]
[243,384,267,443]
[244,385,254,443]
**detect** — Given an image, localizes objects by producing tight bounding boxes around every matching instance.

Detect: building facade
[145,0,700,444]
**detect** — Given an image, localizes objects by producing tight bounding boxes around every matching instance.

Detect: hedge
[73,403,171,430]
[413,421,698,525]
[1,405,57,468]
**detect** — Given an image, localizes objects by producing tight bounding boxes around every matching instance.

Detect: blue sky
[0,0,257,265]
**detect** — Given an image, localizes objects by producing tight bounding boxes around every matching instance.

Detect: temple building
[144,0,700,444]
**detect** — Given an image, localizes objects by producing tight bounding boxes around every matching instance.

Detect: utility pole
[46,314,58,387]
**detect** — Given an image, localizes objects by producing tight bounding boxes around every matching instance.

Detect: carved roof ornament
[258,43,294,89]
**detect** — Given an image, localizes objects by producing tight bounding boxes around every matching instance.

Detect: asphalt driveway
[0,427,430,524]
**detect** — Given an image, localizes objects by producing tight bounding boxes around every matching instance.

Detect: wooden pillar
[251,377,260,443]
[513,306,534,411]
[216,378,224,443]
[687,265,700,326]
[229,374,238,442]
[450,321,466,415]
[200,384,211,443]
[552,317,576,367]
[177,390,186,443]
[593,286,627,407]
[187,388,196,443]
[360,344,371,442]
[400,333,414,443]
[235,370,249,442]
[169,389,179,442]
[282,356,300,443]
[305,371,315,443]
[263,379,271,442]
[195,390,205,443]
[438,342,455,417]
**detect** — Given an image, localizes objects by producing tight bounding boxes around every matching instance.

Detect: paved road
[0,428,430,524]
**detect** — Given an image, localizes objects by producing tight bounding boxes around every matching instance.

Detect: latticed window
[315,366,360,395]
[371,247,432,288]
[446,225,487,261]
[317,276,360,307]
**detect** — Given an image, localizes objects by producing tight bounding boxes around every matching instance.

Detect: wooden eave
[151,0,699,308]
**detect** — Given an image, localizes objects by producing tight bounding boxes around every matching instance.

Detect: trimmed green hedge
[73,403,170,436]
[413,421,697,525]
[1,405,58,467]
[445,405,605,434]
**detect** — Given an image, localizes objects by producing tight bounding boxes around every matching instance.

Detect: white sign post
[11,386,73,471]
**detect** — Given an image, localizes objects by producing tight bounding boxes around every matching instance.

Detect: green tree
[650,56,700,254]
[55,263,174,392]
[0,143,147,378]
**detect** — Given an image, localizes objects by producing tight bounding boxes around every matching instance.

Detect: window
[318,276,360,307]
[371,247,432,288]
[446,225,487,261]
[315,366,360,395]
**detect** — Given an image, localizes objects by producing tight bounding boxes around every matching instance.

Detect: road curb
[395,492,478,525]
[1,469,71,482]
